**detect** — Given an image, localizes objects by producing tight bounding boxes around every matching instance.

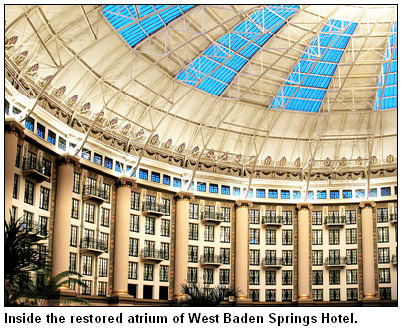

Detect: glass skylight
[102,5,195,47]
[374,21,397,110]
[176,5,300,96]
[270,19,358,112]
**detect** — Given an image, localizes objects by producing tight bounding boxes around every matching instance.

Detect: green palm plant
[180,283,240,306]
[10,268,91,306]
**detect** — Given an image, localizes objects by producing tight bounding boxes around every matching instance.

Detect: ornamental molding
[175,191,194,201]
[296,202,313,211]
[235,200,253,209]
[116,176,136,188]
[359,201,377,209]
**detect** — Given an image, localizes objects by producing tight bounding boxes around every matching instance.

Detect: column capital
[175,191,194,201]
[359,201,377,209]
[296,202,313,211]
[116,176,136,188]
[5,118,25,138]
[235,199,253,209]
[56,153,81,167]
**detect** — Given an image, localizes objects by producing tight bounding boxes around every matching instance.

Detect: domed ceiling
[5,5,397,185]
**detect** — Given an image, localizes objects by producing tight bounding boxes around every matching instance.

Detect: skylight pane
[102,5,195,47]
[176,5,300,96]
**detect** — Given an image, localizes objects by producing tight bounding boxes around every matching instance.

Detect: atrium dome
[5,5,397,193]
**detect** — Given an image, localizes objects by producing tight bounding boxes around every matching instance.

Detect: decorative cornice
[56,154,80,168]
[116,176,136,188]
[5,118,25,138]
[235,199,253,209]
[175,191,194,201]
[359,201,377,209]
[296,202,313,211]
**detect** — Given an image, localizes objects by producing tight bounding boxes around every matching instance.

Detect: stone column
[52,154,80,286]
[235,200,252,300]
[173,192,194,300]
[112,176,136,298]
[4,119,25,219]
[359,201,378,302]
[296,203,313,303]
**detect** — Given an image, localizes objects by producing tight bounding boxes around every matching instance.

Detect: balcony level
[140,249,165,263]
[21,220,48,241]
[261,257,283,269]
[261,216,282,228]
[141,202,166,217]
[200,212,224,225]
[80,239,107,255]
[22,157,50,183]
[324,257,347,268]
[389,214,397,225]
[392,254,397,266]
[82,185,107,203]
[324,216,346,228]
[199,254,222,267]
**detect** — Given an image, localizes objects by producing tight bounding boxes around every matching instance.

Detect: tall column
[359,201,378,302]
[4,119,25,219]
[173,192,194,300]
[52,154,80,284]
[235,200,252,300]
[112,176,136,298]
[296,203,313,303]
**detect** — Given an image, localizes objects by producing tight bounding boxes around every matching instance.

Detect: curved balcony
[141,202,166,217]
[82,185,107,203]
[80,239,107,255]
[324,216,346,228]
[261,216,282,228]
[261,257,283,269]
[200,212,224,225]
[22,157,50,183]
[324,256,347,268]
[140,249,165,263]
[200,254,222,267]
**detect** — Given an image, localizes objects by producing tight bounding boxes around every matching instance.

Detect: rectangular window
[209,183,218,194]
[129,238,139,257]
[377,208,388,223]
[346,269,358,284]
[356,189,365,198]
[58,137,66,151]
[24,181,35,205]
[293,191,301,199]
[139,168,148,180]
[94,153,103,165]
[329,270,340,285]
[187,267,197,283]
[282,271,292,285]
[220,226,230,243]
[25,116,35,131]
[13,174,19,199]
[222,207,231,222]
[256,189,266,198]
[266,289,276,301]
[130,192,140,210]
[346,249,358,265]
[162,198,171,216]
[99,232,109,253]
[84,203,95,223]
[282,289,292,301]
[268,189,278,199]
[69,253,77,272]
[37,216,47,236]
[37,123,45,138]
[221,185,230,195]
[250,270,259,285]
[312,250,323,266]
[82,255,93,276]
[98,282,107,296]
[381,187,391,196]
[189,203,199,219]
[347,288,358,301]
[100,208,110,227]
[346,229,357,244]
[161,243,170,260]
[377,227,389,243]
[312,230,323,245]
[70,225,78,247]
[343,190,352,199]
[104,157,113,169]
[188,246,198,263]
[329,229,340,245]
[159,265,169,282]
[39,187,50,210]
[282,250,293,266]
[281,190,290,199]
[81,148,91,160]
[250,210,260,224]
[23,211,34,229]
[330,190,340,199]
[161,219,170,237]
[282,211,293,225]
[265,271,276,286]
[345,210,356,224]
[151,172,160,183]
[163,174,171,185]
[81,280,92,295]
[317,190,327,199]
[312,270,323,285]
[312,211,322,225]
[282,230,292,245]
[265,229,276,245]
[47,130,56,145]
[219,269,230,285]
[379,268,391,283]
[203,269,213,284]
[204,225,214,242]
[173,178,181,188]
[369,188,377,197]
[145,217,155,235]
[250,229,260,244]
[128,262,138,279]
[189,223,198,240]
[98,258,108,277]
[15,145,21,168]
[144,264,154,281]
[73,173,80,194]
[197,182,206,192]
[313,289,323,301]
[378,248,390,264]
[71,198,79,219]
[329,289,340,301]
[379,288,392,300]
[130,214,139,232]
[220,248,230,265]
[103,183,110,203]
[249,249,260,266]
[233,187,240,196]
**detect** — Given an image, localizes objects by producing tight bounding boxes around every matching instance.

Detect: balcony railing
[200,212,224,225]
[324,256,347,268]
[324,216,346,227]
[22,157,50,182]
[389,214,397,224]
[140,249,165,262]
[261,257,283,268]
[141,202,166,216]
[80,239,107,254]
[82,185,107,202]
[392,254,397,265]
[21,220,48,239]
[261,216,282,227]
[200,254,222,266]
